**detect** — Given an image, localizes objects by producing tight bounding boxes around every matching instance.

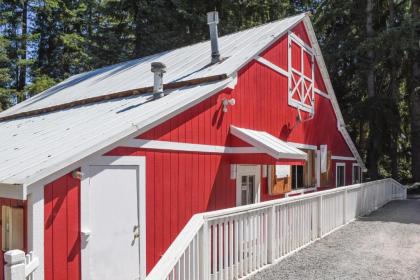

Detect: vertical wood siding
[107,23,358,273]
[40,21,360,278]
[44,173,80,280]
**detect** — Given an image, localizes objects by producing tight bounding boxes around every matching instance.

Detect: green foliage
[1,0,419,182]
[25,74,56,97]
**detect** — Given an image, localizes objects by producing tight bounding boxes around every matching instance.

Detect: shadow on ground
[358,199,420,224]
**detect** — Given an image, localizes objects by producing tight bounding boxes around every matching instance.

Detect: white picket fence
[146,178,406,280]
[4,250,39,280]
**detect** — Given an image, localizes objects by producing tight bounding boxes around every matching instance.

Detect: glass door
[236,165,261,206]
[240,175,255,205]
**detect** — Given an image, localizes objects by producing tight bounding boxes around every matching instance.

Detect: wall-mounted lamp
[222,98,235,112]
[72,170,84,180]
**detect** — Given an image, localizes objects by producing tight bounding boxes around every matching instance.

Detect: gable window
[288,32,315,113]
[352,163,361,184]
[336,163,345,187]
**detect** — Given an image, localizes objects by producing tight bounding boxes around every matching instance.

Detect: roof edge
[302,15,367,171]
[0,183,26,200]
[9,78,234,188]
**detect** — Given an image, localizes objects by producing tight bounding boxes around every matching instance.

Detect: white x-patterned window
[288,32,315,113]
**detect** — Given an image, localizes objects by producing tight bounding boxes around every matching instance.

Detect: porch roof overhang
[230,126,307,161]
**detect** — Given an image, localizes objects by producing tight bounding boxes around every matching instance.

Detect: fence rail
[146,178,406,280]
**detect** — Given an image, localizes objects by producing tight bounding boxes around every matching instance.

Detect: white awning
[230,126,307,161]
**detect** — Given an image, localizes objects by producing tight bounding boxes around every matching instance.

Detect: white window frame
[335,162,346,187]
[352,163,361,184]
[288,31,315,113]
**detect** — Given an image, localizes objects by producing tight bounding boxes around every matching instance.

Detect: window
[291,165,304,189]
[352,164,361,184]
[268,149,317,194]
[288,32,315,113]
[336,163,345,187]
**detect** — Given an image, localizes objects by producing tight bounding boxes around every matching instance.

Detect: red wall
[44,173,80,280]
[105,22,357,273]
[39,22,360,278]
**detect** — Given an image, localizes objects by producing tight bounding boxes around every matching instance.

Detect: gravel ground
[249,199,420,280]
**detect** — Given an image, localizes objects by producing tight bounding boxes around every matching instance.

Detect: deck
[250,198,420,280]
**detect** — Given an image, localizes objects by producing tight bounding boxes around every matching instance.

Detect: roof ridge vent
[151,62,167,99]
[207,11,221,64]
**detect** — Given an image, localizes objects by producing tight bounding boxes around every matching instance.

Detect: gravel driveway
[249,199,420,280]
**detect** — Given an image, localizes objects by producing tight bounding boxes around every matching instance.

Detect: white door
[81,157,146,280]
[236,165,261,206]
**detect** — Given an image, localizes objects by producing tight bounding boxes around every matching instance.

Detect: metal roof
[0,14,305,117]
[0,12,365,197]
[0,14,306,194]
[0,80,230,191]
[230,126,307,161]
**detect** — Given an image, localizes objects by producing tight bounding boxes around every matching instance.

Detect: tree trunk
[410,0,420,182]
[17,0,28,97]
[366,0,379,179]
[388,0,399,179]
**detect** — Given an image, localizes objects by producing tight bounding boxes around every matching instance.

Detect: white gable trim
[302,15,366,171]
[255,56,290,78]
[314,88,330,99]
[125,139,260,154]
[332,156,356,161]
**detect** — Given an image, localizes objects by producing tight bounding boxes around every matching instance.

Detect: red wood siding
[0,199,26,280]
[44,173,80,280]
[107,25,357,273]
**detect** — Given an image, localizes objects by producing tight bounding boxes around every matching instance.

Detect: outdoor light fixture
[72,170,83,180]
[222,98,236,112]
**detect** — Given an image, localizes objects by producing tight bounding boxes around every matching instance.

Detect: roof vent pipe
[151,62,167,99]
[207,11,221,64]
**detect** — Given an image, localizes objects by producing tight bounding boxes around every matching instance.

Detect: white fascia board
[314,88,330,99]
[332,155,356,161]
[20,79,233,190]
[230,126,307,161]
[287,142,318,150]
[255,56,290,78]
[218,13,307,79]
[302,15,366,171]
[124,139,260,154]
[0,183,25,200]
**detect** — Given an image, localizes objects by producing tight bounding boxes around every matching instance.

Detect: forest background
[1,0,420,183]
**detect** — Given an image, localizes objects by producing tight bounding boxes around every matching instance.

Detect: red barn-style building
[0,12,365,280]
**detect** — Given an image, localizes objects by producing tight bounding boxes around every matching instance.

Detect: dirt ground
[249,199,420,280]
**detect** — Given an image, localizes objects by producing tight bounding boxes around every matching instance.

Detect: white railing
[4,250,39,280]
[146,178,406,280]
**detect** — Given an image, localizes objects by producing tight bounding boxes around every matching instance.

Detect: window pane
[297,166,303,188]
[337,166,345,187]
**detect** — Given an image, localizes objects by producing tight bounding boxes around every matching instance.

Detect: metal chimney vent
[151,62,167,99]
[207,11,221,64]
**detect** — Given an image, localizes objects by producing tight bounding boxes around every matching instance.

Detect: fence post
[4,250,26,280]
[343,189,348,225]
[200,221,210,280]
[267,205,275,264]
[318,196,323,238]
